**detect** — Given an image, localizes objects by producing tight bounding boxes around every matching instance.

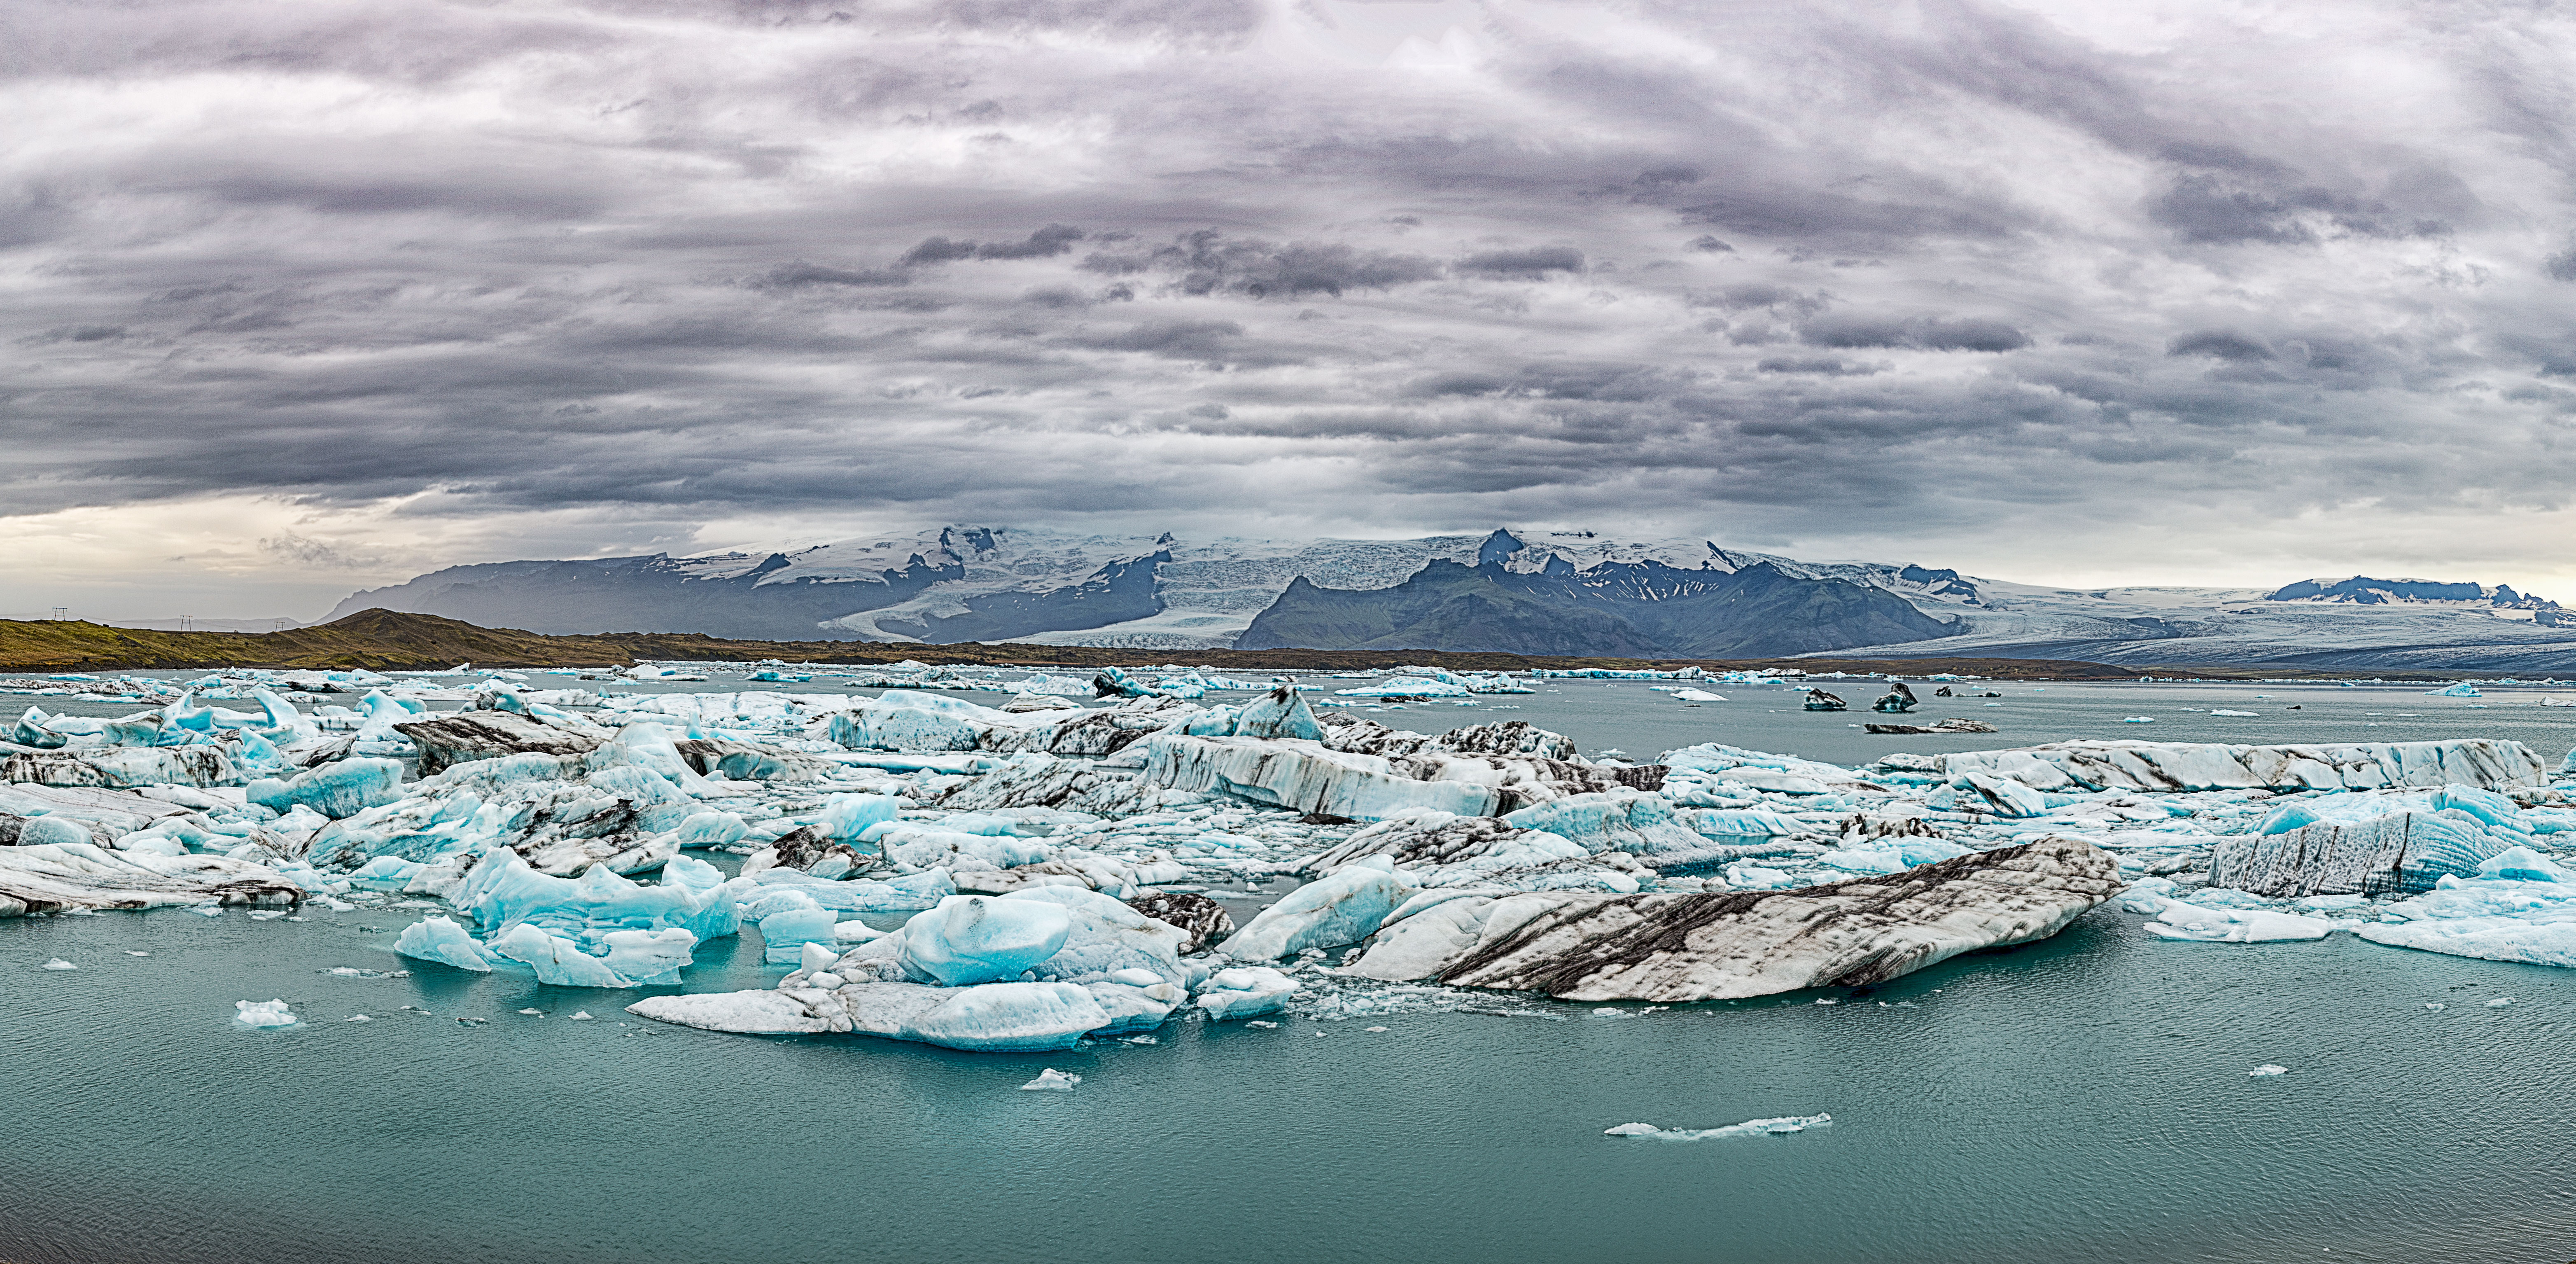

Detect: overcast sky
[9,0,2576,619]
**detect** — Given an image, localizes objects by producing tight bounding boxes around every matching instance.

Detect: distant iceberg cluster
[6,659,2574,1054]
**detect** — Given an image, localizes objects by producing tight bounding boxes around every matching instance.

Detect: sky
[8,0,2576,620]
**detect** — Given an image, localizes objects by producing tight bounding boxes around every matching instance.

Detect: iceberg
[1221,857,1410,961]
[1139,734,1506,821]
[895,981,1110,1052]
[2208,812,2510,897]
[1194,965,1297,1019]
[0,843,303,917]
[247,758,405,820]
[758,907,841,963]
[490,923,644,987]
[996,886,1190,984]
[0,747,242,790]
[1934,739,2545,794]
[898,895,1075,986]
[1500,792,1703,861]
[393,915,499,972]
[1394,837,2123,1002]
[627,990,832,1035]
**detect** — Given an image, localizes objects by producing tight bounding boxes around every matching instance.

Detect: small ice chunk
[2249,1064,2289,1077]
[235,999,299,1027]
[345,1015,372,1022]
[517,1008,544,1016]
[2486,998,2516,1009]
[41,958,75,971]
[1106,967,1163,987]
[2146,904,2338,943]
[569,1011,594,1020]
[1605,1114,1832,1140]
[1365,1025,1388,1032]
[190,906,223,917]
[1019,1068,1081,1092]
[1245,1019,1279,1029]
[799,941,841,974]
[1194,966,1297,1019]
[125,951,151,957]
[2425,1002,2446,1011]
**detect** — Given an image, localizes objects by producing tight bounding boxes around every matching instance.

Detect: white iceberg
[898,895,1075,986]
[234,999,299,1027]
[1604,1114,1830,1140]
[1221,857,1410,961]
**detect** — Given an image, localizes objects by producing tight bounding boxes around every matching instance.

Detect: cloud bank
[7,0,2576,615]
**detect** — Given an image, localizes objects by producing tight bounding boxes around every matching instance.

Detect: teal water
[5,889,2574,1262]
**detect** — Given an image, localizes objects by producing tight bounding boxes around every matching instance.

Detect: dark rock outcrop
[1128,891,1234,953]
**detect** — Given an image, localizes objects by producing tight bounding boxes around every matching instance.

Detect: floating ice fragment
[235,999,298,1027]
[125,951,149,957]
[1365,1025,1388,1032]
[569,1011,594,1020]
[2121,717,2156,724]
[1605,1114,1832,1140]
[1245,1020,1279,1029]
[2210,710,2259,718]
[393,916,498,973]
[345,1015,371,1022]
[41,958,75,970]
[2487,998,2516,1009]
[1019,1069,1081,1092]
[2425,1002,2446,1011]
[2146,905,2339,943]
[517,1008,544,1016]
[1195,966,1297,1019]
[2249,1065,2289,1077]
[190,906,223,917]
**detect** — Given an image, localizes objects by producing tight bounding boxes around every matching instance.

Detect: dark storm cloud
[1801,313,2030,353]
[7,0,2576,591]
[2167,330,2275,362]
[1453,246,1585,278]
[1079,231,1446,297]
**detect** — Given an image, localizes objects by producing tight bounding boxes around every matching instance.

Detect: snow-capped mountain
[326,525,2576,670]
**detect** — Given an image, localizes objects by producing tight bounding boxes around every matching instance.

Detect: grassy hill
[0,608,2358,680]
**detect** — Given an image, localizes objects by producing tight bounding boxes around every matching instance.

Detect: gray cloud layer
[7,0,2576,590]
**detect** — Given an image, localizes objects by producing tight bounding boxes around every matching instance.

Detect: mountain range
[326,525,2576,671]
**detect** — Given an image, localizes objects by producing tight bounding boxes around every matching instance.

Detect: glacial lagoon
[5,676,2575,1262]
